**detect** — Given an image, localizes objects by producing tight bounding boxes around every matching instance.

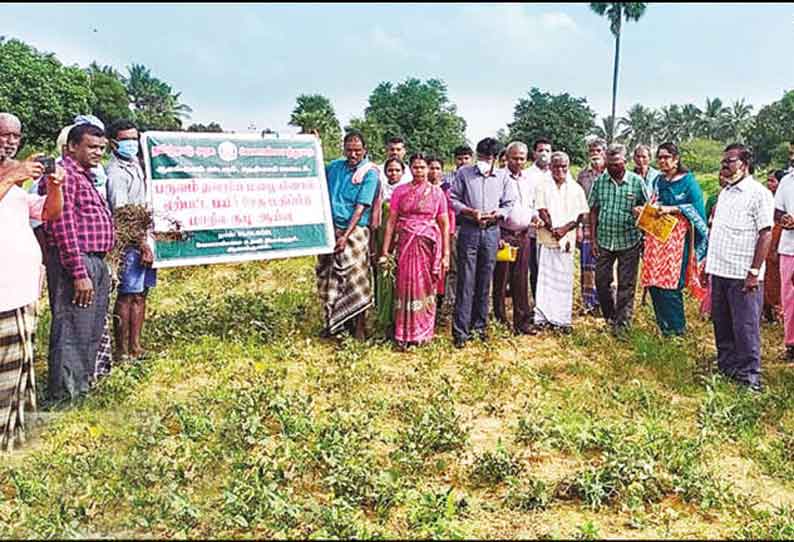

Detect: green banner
[141,132,335,268]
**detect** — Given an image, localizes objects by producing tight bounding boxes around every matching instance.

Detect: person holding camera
[0,126,64,448]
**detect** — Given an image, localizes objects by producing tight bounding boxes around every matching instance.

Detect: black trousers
[46,250,111,401]
[594,243,640,327]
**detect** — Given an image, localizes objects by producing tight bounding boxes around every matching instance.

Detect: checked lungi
[316,226,373,335]
[0,306,37,450]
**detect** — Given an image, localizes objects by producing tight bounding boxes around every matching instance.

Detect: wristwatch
[748,268,760,277]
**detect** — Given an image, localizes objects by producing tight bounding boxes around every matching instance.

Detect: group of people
[0,112,154,449]
[318,130,794,395]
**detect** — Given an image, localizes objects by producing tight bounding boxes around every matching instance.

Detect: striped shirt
[706,175,774,280]
[41,156,115,280]
[588,170,646,251]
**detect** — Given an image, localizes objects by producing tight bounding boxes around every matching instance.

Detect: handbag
[496,243,518,262]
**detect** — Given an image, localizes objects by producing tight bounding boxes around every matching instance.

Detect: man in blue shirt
[450,137,517,347]
[317,130,379,339]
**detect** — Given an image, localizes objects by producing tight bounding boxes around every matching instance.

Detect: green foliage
[503,476,552,511]
[748,90,794,166]
[86,63,132,128]
[737,506,794,539]
[392,381,468,472]
[288,94,343,162]
[124,63,192,131]
[348,78,467,162]
[680,138,724,173]
[575,520,602,540]
[468,443,523,487]
[146,288,310,347]
[406,487,469,539]
[618,103,659,149]
[508,87,596,166]
[186,122,223,132]
[0,38,93,151]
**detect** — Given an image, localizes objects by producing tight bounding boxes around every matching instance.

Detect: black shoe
[453,337,467,349]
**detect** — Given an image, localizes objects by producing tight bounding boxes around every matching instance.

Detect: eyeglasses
[721,157,741,166]
[656,154,673,160]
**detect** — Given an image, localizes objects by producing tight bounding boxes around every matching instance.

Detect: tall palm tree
[589,3,648,143]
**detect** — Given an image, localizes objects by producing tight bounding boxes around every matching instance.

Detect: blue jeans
[453,222,499,341]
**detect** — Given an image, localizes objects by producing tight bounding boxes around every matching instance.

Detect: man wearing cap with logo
[492,141,538,335]
[450,137,517,348]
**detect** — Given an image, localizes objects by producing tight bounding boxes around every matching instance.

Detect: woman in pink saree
[378,154,450,347]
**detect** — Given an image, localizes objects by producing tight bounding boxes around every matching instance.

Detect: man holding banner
[316,130,379,340]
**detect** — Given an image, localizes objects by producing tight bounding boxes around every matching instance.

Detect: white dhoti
[534,245,575,327]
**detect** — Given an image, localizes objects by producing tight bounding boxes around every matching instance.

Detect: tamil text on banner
[141,132,335,268]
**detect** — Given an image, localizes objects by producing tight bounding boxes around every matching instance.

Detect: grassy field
[2,246,794,539]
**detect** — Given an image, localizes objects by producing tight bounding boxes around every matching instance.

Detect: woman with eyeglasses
[639,142,708,336]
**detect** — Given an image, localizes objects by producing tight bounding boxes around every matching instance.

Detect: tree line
[1,36,792,169]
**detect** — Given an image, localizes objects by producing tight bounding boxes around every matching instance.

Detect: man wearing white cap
[492,141,539,335]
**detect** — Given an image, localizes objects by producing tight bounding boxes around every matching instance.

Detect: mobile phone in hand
[34,156,56,175]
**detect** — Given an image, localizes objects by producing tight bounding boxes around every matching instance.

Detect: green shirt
[588,170,646,251]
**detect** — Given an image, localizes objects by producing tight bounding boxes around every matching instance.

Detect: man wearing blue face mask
[106,120,155,361]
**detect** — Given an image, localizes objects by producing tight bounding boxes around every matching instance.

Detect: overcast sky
[3,2,792,145]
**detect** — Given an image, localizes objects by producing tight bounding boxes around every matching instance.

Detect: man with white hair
[534,152,589,332]
[0,113,22,171]
[589,143,646,334]
[493,141,538,335]
[577,136,608,315]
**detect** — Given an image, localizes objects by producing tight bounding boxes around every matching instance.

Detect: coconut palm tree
[589,2,648,143]
[681,104,703,141]
[699,97,730,140]
[123,63,192,130]
[618,103,660,150]
[726,98,754,143]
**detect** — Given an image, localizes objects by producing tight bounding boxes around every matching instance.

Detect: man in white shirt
[524,138,553,298]
[492,141,538,334]
[773,167,794,360]
[534,152,589,332]
[706,143,774,392]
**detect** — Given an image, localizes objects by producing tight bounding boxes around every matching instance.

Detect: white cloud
[458,4,580,55]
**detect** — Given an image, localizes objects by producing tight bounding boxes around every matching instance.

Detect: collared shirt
[635,166,661,201]
[777,172,794,255]
[588,170,646,251]
[0,185,45,311]
[40,156,115,280]
[325,157,379,229]
[498,166,539,233]
[450,164,517,222]
[106,154,147,213]
[536,176,589,250]
[576,167,604,199]
[707,175,774,279]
